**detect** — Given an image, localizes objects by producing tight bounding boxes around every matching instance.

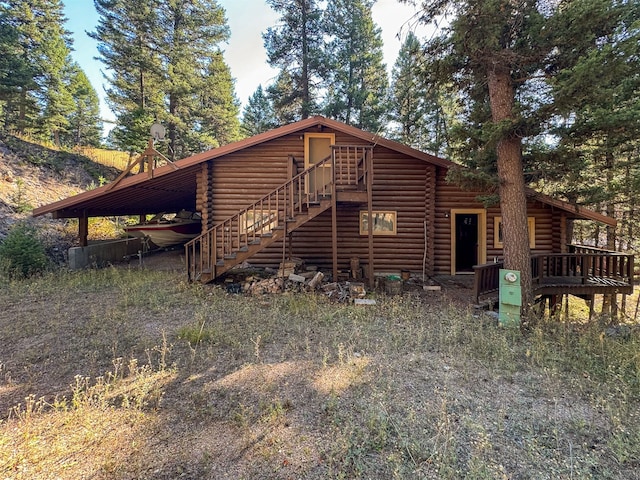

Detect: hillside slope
[0,134,120,263]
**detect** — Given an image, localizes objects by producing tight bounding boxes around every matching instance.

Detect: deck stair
[185,145,372,283]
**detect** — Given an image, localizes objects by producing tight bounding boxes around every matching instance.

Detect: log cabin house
[33,116,633,306]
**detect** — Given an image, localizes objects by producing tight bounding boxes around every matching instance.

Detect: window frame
[494,216,536,249]
[359,210,397,236]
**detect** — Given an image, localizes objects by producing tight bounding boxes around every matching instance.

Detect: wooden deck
[473,247,634,303]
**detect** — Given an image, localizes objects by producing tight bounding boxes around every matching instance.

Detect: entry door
[305,133,334,194]
[455,213,479,272]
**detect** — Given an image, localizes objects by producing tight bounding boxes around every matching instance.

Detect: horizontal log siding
[285,150,429,273]
[247,140,430,273]
[199,125,565,276]
[435,168,560,274]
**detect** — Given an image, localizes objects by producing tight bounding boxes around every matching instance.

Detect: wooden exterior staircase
[185,145,373,283]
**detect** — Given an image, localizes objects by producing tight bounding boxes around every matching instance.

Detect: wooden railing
[473,261,504,303]
[473,248,634,303]
[333,145,372,189]
[568,244,619,254]
[531,252,634,285]
[185,156,334,282]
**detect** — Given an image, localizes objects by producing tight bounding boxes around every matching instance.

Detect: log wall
[434,168,563,274]
[196,125,567,276]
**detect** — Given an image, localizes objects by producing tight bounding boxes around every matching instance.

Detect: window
[240,210,278,235]
[360,211,397,235]
[494,216,535,248]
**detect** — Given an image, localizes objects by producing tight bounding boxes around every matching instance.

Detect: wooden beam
[78,213,88,247]
[332,196,338,283]
[367,150,374,289]
[331,151,338,282]
[106,139,178,191]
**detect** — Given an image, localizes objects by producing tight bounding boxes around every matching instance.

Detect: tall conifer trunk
[487,66,532,311]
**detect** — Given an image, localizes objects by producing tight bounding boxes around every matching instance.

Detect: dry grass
[72,146,132,172]
[1,266,639,479]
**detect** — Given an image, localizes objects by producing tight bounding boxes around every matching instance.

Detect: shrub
[0,223,49,279]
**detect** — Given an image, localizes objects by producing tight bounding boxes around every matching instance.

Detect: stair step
[216,260,225,266]
[224,253,237,260]
[239,245,249,252]
[249,239,261,245]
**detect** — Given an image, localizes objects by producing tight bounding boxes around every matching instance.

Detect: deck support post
[588,295,595,321]
[78,213,88,247]
[330,150,338,283]
[366,152,374,289]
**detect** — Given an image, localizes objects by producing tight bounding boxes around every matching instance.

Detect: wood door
[305,133,334,194]
[455,213,479,272]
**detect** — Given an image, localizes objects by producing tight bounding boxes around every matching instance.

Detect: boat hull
[125,221,201,248]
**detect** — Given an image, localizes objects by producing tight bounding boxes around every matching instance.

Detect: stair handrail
[186,155,335,281]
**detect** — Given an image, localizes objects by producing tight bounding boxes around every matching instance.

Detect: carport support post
[78,213,88,247]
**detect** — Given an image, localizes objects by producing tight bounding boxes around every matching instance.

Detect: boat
[124,210,201,248]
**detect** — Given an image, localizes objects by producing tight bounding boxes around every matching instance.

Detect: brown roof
[32,116,615,226]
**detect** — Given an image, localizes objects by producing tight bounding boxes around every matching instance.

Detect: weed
[177,317,217,345]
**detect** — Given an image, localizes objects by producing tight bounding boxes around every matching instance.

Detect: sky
[62,0,426,128]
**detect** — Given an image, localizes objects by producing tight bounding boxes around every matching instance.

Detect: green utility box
[499,269,521,326]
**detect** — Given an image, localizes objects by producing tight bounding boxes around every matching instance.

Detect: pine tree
[91,0,164,153]
[322,0,388,132]
[195,51,241,149]
[0,3,36,130]
[412,0,564,310]
[62,63,103,147]
[546,0,640,253]
[266,70,304,125]
[263,0,325,120]
[0,0,71,135]
[388,31,450,154]
[35,0,75,146]
[241,85,278,137]
[92,0,237,159]
[411,0,640,312]
[155,0,231,160]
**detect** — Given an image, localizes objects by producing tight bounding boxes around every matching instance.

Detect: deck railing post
[537,256,544,284]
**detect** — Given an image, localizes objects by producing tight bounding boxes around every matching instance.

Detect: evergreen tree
[322,0,388,132]
[388,31,449,154]
[263,0,325,120]
[91,0,164,153]
[155,0,231,160]
[195,51,241,149]
[266,70,304,125]
[35,0,75,146]
[0,3,36,130]
[92,0,237,159]
[62,63,103,147]
[241,85,278,137]
[545,0,640,253]
[0,0,69,135]
[411,0,640,312]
